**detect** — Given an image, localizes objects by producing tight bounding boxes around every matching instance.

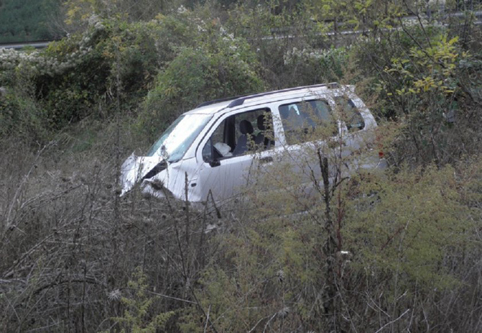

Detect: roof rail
[327,82,340,89]
[196,82,339,109]
[196,94,247,108]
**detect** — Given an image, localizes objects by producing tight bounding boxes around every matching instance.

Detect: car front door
[193,107,277,203]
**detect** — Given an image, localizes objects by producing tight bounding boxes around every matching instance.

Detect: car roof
[185,83,349,116]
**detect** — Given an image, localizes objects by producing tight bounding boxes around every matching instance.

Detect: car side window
[202,119,229,162]
[334,96,365,132]
[202,108,274,162]
[279,99,337,145]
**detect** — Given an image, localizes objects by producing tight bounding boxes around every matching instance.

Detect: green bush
[139,29,264,139]
[0,13,199,140]
[225,1,326,89]
[283,46,349,85]
[108,268,175,333]
[0,91,48,142]
[351,23,482,167]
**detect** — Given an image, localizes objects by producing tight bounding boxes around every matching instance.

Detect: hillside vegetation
[0,0,62,43]
[1,0,482,332]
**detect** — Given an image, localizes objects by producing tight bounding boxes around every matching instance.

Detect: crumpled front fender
[119,153,164,196]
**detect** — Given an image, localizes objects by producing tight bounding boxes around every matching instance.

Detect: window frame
[334,96,366,133]
[200,107,275,164]
[276,98,340,146]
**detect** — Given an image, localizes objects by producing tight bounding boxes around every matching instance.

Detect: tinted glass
[279,100,336,144]
[334,97,365,132]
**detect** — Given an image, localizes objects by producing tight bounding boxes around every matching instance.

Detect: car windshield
[147,114,212,162]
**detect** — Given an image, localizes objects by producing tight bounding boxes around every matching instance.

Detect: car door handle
[259,156,273,164]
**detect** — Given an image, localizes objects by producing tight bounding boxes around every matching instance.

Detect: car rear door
[270,96,342,196]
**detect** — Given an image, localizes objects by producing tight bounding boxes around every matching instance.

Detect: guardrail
[1,10,481,50]
[257,10,482,43]
[0,41,52,50]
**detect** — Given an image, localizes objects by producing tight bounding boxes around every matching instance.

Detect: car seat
[233,120,254,156]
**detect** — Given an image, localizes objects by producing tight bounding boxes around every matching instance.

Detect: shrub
[108,268,175,333]
[139,23,264,140]
[0,13,198,141]
[179,157,482,331]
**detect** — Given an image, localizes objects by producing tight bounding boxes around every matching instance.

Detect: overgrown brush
[1,1,482,331]
[180,157,482,332]
[0,129,217,331]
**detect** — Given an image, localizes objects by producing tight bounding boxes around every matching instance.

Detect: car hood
[119,153,165,196]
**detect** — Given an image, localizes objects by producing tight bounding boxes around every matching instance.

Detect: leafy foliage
[140,18,264,138]
[352,18,482,166]
[109,268,175,333]
[0,13,198,139]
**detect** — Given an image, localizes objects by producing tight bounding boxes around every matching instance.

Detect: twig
[248,313,276,333]
[374,308,410,333]
[5,142,52,228]
[189,285,218,333]
[263,312,278,332]
[146,290,197,304]
[204,305,211,333]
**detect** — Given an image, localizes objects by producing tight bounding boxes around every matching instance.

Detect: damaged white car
[120,83,386,203]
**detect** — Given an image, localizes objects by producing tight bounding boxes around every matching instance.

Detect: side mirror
[208,141,222,167]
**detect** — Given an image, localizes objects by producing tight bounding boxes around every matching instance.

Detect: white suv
[120,83,385,203]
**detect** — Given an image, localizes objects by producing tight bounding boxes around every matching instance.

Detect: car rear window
[334,97,365,132]
[279,99,337,145]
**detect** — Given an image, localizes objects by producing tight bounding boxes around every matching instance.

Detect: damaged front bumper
[119,153,167,196]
